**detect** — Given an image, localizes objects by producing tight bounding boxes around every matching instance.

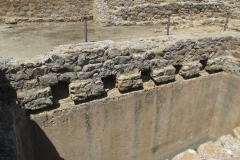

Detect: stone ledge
[1,35,240,110]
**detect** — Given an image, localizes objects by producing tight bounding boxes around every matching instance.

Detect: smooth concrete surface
[15,73,240,160]
[208,73,240,139]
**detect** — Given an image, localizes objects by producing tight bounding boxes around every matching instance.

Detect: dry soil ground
[0,20,240,59]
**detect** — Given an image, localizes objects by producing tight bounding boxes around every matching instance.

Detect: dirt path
[0,20,240,59]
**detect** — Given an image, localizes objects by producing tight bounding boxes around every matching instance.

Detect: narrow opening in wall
[141,69,151,82]
[101,75,116,92]
[200,59,208,71]
[51,82,69,105]
[173,65,182,74]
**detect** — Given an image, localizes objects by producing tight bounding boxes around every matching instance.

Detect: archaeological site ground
[1,0,240,160]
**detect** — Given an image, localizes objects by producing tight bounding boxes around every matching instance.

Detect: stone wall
[0,0,238,23]
[102,0,231,9]
[1,35,240,159]
[0,35,239,111]
[106,2,234,26]
[0,0,93,22]
[92,0,240,26]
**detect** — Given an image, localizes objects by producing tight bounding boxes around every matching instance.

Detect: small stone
[107,48,121,59]
[4,18,17,24]
[164,65,176,75]
[115,56,132,64]
[172,149,202,160]
[182,66,190,71]
[118,79,132,91]
[58,72,77,82]
[197,141,230,159]
[39,74,58,86]
[233,126,240,140]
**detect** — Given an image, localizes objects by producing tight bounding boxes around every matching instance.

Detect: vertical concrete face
[209,73,240,139]
[15,73,240,160]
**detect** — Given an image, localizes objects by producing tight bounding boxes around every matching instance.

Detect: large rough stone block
[179,61,201,78]
[117,72,143,91]
[197,141,230,159]
[69,80,90,101]
[107,48,122,59]
[86,48,104,60]
[69,78,104,102]
[58,72,77,82]
[214,134,240,158]
[233,126,240,140]
[151,65,176,83]
[205,58,223,72]
[82,63,103,72]
[24,98,53,110]
[17,87,53,110]
[10,71,30,81]
[39,74,58,86]
[115,56,132,64]
[222,58,240,76]
[19,87,52,104]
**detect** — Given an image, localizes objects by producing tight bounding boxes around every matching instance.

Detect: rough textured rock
[197,141,230,159]
[69,78,104,102]
[214,135,240,158]
[172,149,202,160]
[17,87,53,110]
[233,126,240,140]
[117,72,143,91]
[175,125,240,160]
[151,65,176,83]
[180,61,201,78]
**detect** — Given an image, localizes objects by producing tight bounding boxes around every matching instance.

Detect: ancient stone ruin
[1,0,240,160]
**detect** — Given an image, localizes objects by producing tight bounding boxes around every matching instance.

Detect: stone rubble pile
[172,126,240,160]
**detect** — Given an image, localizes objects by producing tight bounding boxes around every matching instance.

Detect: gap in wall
[51,82,70,105]
[173,65,182,74]
[101,75,116,91]
[200,59,208,71]
[141,69,151,82]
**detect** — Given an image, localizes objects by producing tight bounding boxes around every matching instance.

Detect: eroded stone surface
[172,149,202,160]
[0,35,240,110]
[197,141,230,159]
[174,126,240,160]
[233,127,240,140]
[180,61,201,78]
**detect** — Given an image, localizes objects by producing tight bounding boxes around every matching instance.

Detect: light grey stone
[39,74,58,86]
[24,98,53,110]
